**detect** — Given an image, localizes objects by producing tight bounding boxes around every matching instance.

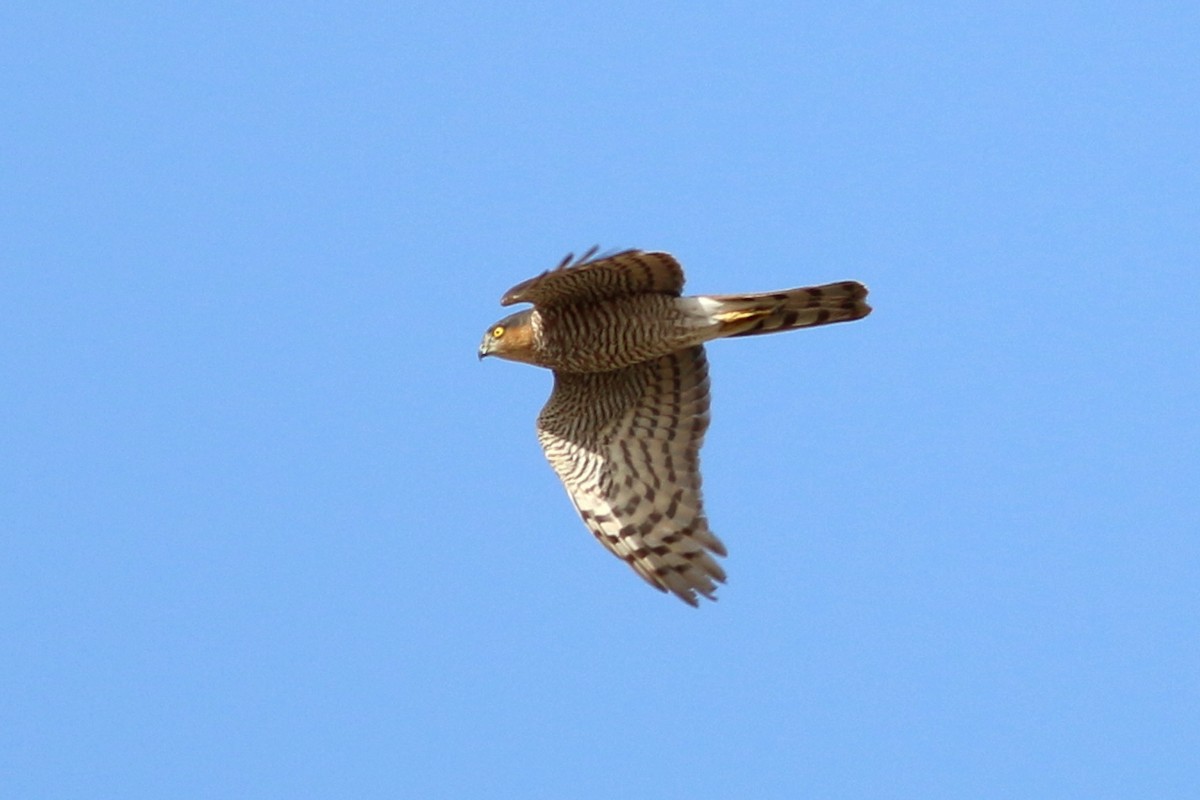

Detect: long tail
[700,281,871,338]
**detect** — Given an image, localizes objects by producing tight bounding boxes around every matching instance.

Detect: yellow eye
[492,325,506,339]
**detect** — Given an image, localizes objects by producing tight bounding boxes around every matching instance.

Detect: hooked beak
[477,338,491,361]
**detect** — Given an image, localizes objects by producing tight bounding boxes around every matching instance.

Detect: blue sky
[3,2,1197,797]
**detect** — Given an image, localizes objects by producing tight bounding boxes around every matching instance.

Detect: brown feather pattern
[480,248,870,605]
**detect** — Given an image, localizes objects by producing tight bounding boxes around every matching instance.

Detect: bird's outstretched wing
[536,346,726,605]
[501,248,685,308]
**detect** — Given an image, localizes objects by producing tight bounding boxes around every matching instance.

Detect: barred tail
[700,281,871,338]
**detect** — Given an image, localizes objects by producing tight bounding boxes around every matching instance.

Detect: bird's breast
[532,296,706,373]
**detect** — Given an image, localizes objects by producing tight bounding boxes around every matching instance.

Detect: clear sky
[3,2,1197,798]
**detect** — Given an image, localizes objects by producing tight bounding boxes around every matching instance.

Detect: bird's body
[496,293,704,373]
[479,248,870,605]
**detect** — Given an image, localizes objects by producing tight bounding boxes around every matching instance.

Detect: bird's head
[478,309,538,364]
